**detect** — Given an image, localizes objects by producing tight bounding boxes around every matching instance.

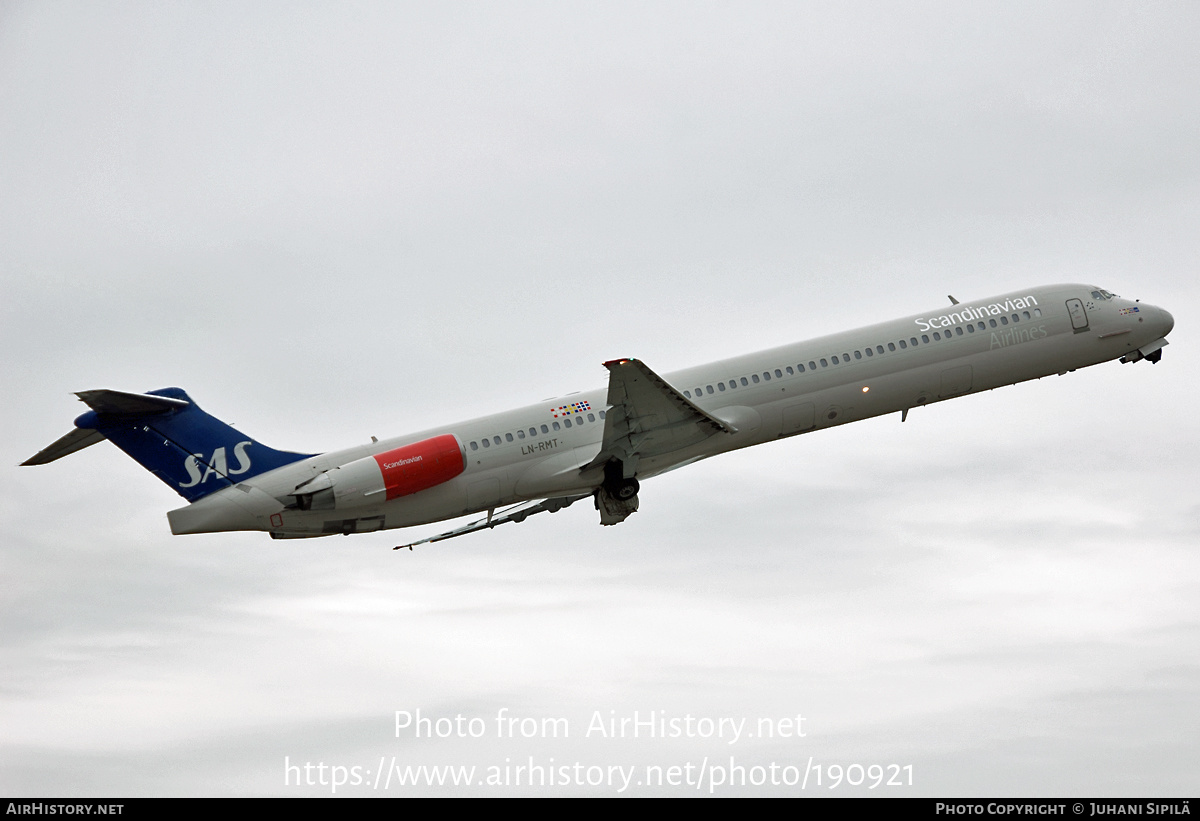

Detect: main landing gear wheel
[602,460,639,501]
[598,460,640,525]
[613,477,639,501]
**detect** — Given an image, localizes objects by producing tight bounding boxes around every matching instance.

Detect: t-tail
[22,388,313,501]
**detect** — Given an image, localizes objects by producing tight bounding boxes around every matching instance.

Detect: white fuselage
[167,284,1173,538]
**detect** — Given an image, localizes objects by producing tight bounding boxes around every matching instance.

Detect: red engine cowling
[291,434,465,510]
[371,434,465,500]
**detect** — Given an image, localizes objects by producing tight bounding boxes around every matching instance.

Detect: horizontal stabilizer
[24,387,313,501]
[75,389,189,415]
[21,427,107,465]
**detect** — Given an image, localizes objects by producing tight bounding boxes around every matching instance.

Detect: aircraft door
[1066,298,1089,333]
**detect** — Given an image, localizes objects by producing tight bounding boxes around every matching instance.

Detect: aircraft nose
[1160,307,1174,337]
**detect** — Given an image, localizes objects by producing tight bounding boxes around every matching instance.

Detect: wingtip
[602,358,634,367]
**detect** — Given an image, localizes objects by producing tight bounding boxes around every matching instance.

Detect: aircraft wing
[394,494,591,550]
[397,358,733,549]
[583,358,735,472]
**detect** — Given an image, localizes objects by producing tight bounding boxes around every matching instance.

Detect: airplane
[23,283,1173,549]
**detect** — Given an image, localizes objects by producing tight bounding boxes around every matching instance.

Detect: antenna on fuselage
[948,295,959,305]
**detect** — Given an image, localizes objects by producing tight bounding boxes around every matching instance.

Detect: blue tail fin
[68,388,313,501]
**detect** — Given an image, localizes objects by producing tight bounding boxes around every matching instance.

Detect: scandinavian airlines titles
[915,295,1039,333]
[383,455,423,470]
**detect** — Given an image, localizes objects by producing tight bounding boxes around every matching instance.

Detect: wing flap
[394,494,590,550]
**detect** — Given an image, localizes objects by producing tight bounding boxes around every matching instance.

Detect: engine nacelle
[292,434,464,510]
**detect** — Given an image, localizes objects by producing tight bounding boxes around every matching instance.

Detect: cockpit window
[1091,289,1118,300]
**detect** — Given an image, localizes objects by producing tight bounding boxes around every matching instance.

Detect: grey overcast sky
[2,1,1197,796]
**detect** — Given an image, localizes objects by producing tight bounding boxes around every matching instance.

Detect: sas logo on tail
[179,441,253,488]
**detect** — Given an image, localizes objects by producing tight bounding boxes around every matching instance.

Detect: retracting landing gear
[1122,348,1164,364]
[596,459,639,525]
[1122,338,1169,364]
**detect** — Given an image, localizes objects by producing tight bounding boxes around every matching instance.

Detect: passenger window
[876,346,884,354]
[933,332,941,341]
[921,335,929,343]
[831,355,839,364]
[865,348,873,357]
[599,411,606,419]
[956,327,964,335]
[695,387,703,396]
[842,352,850,360]
[888,343,896,351]
[854,351,862,360]
[482,439,490,448]
[809,361,817,370]
[820,358,828,367]
[899,340,907,349]
[541,424,549,434]
[552,422,560,431]
[718,383,726,391]
[797,364,805,373]
[1000,316,1009,325]
[470,441,478,451]
[776,369,784,378]
[910,337,918,346]
[493,436,502,445]
[588,413,595,422]
[517,430,525,440]
[706,386,714,395]
[505,433,513,442]
[967,324,975,333]
[1011,313,1019,323]
[529,428,537,437]
[740,377,748,386]
[564,418,572,428]
[684,390,691,398]
[785,366,793,375]
[729,380,737,389]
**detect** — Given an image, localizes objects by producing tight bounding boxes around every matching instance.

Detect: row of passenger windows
[468,410,607,452]
[680,309,1042,400]
[468,308,1045,449]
